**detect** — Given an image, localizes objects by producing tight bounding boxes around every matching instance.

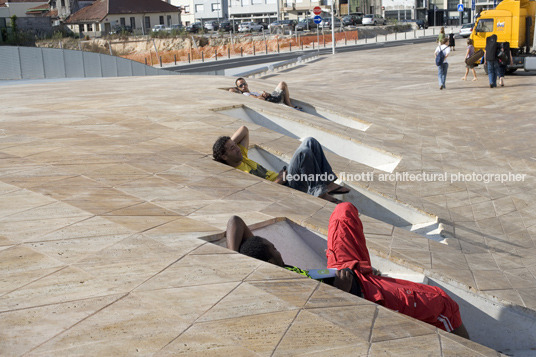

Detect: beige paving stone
[1,216,93,244]
[198,281,308,322]
[27,234,132,265]
[274,310,370,356]
[472,270,513,291]
[0,294,123,356]
[305,282,371,309]
[370,306,436,343]
[103,202,180,216]
[306,304,378,342]
[369,333,441,356]
[0,189,57,218]
[135,253,262,292]
[26,285,236,356]
[0,201,92,222]
[439,331,502,356]
[38,216,135,241]
[159,310,297,356]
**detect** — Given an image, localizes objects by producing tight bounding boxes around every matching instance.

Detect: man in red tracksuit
[226,203,469,338]
[327,202,469,337]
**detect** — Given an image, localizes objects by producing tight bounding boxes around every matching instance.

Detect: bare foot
[472,78,477,81]
[320,193,342,204]
[326,182,350,195]
[461,77,466,80]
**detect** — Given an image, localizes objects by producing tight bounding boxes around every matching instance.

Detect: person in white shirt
[232,77,292,107]
[434,37,451,90]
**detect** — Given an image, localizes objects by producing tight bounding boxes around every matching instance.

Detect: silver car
[238,22,263,32]
[362,14,386,26]
[459,23,474,38]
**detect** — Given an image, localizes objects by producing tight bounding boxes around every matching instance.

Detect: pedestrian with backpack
[435,37,450,90]
[484,34,499,88]
[497,42,513,87]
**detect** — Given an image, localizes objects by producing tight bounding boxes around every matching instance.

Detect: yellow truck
[470,0,536,72]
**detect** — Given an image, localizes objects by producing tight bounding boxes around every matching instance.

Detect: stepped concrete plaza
[1,41,535,356]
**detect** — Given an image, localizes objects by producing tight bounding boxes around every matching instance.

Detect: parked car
[459,23,474,37]
[342,14,359,26]
[295,18,317,31]
[219,21,234,32]
[280,19,297,30]
[362,14,386,25]
[111,25,133,34]
[257,21,269,29]
[152,24,168,32]
[319,17,342,29]
[268,20,282,30]
[170,24,183,30]
[415,19,428,29]
[238,22,263,32]
[204,21,219,31]
[186,22,202,33]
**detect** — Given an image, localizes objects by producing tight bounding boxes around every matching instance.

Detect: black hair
[235,77,245,87]
[239,236,272,262]
[213,135,231,164]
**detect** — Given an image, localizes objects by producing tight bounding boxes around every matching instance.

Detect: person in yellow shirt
[213,126,348,203]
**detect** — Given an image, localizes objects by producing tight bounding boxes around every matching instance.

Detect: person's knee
[278,81,288,90]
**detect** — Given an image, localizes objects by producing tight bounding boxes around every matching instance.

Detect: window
[78,24,83,32]
[211,3,221,11]
[120,17,125,25]
[87,24,92,31]
[195,4,204,12]
[159,15,164,24]
[476,18,493,32]
[95,23,100,31]
[184,5,190,13]
[167,15,171,25]
[145,16,151,29]
[130,17,135,28]
[60,0,65,7]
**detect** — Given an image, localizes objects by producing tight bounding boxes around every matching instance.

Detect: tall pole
[331,0,335,54]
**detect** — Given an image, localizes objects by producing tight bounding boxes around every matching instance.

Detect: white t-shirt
[435,44,450,64]
[243,91,261,97]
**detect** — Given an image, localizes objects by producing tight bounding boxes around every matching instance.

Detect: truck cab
[471,0,536,71]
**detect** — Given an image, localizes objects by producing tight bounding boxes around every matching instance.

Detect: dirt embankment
[34,25,410,64]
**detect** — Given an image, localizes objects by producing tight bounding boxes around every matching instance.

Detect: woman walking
[497,41,513,87]
[462,38,478,81]
[437,27,445,44]
[435,37,450,90]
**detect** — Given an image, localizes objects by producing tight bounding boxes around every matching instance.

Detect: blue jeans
[287,137,336,197]
[487,61,499,87]
[437,63,448,87]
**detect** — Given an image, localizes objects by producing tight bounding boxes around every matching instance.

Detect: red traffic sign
[313,6,322,15]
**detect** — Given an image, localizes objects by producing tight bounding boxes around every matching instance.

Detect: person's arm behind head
[231,125,249,148]
[226,215,254,251]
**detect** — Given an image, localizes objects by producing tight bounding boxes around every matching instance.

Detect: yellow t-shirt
[236,144,278,182]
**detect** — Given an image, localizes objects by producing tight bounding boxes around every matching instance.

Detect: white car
[459,23,474,38]
[238,22,263,32]
[152,24,168,32]
[362,14,386,26]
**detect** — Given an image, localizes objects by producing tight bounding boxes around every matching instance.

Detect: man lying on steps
[231,77,294,107]
[226,202,470,339]
[213,125,349,204]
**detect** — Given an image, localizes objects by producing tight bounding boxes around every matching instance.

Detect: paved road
[166,36,436,74]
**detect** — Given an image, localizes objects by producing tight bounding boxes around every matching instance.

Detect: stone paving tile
[274,310,370,356]
[0,294,123,356]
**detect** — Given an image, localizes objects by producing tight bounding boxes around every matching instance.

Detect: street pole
[331,0,335,54]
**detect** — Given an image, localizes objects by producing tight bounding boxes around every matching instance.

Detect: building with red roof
[64,0,180,37]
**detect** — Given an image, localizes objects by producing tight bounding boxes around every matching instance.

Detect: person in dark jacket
[484,34,499,88]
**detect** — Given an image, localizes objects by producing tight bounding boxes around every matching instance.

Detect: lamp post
[331,0,335,54]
